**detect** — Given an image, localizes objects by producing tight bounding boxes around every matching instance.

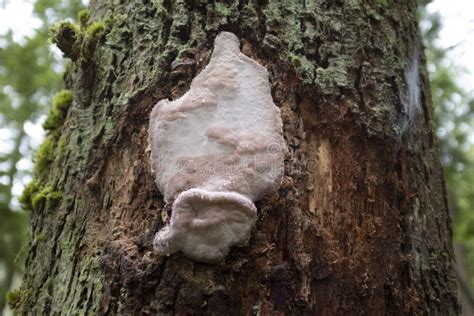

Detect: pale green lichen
[214,2,232,17]
[286,53,316,84]
[240,4,258,32]
[263,1,303,51]
[412,197,421,222]
[213,2,238,26]
[56,134,69,159]
[374,0,389,7]
[315,57,350,95]
[202,1,239,32]
[34,232,45,243]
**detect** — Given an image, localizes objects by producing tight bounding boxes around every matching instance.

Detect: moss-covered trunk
[17,0,459,314]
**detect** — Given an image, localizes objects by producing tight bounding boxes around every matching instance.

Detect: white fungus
[148,32,286,262]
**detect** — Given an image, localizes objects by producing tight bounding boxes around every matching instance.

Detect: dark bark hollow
[19,0,459,315]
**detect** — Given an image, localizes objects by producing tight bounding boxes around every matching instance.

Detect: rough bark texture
[18,0,459,315]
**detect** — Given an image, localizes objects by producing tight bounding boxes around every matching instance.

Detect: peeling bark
[19,0,459,315]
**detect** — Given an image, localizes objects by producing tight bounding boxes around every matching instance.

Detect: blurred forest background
[0,0,473,315]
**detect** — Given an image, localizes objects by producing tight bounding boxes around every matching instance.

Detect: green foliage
[33,0,84,25]
[421,6,474,290]
[43,90,73,130]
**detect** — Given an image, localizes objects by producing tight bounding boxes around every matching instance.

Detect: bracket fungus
[148,32,286,262]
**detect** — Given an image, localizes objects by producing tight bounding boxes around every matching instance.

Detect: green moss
[33,136,54,178]
[24,102,66,211]
[81,21,107,59]
[6,289,22,310]
[50,21,80,41]
[43,90,73,131]
[19,180,40,211]
[78,10,90,27]
[6,289,30,312]
[50,17,108,61]
[85,21,106,39]
[31,186,62,210]
[54,90,73,112]
[19,180,61,211]
[49,21,81,60]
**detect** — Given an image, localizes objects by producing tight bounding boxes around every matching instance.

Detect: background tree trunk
[18,0,459,314]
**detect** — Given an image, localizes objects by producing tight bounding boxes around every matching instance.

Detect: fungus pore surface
[148,31,286,262]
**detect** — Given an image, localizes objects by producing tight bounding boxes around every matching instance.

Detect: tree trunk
[18,0,459,314]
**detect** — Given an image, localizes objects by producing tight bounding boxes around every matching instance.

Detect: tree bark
[18,0,459,315]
